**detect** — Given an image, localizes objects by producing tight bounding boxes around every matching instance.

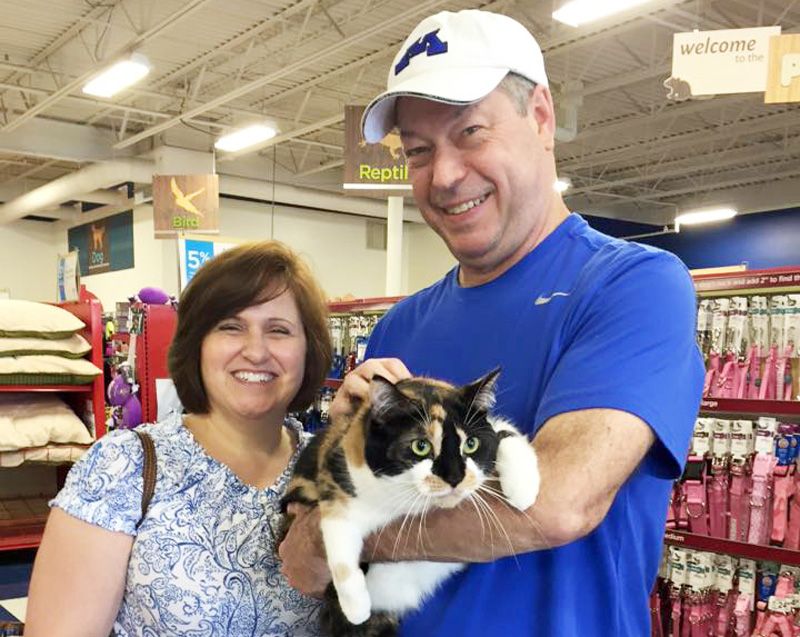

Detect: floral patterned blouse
[51,412,323,637]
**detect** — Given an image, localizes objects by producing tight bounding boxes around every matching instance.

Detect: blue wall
[583,207,800,270]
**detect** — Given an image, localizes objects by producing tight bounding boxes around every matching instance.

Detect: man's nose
[430,147,467,193]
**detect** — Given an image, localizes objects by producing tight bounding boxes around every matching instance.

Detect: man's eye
[463,125,481,136]
[404,146,427,158]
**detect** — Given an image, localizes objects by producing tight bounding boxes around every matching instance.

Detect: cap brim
[361,66,508,143]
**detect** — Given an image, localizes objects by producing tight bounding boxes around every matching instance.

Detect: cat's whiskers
[477,484,553,551]
[472,490,520,566]
[465,492,489,542]
[390,489,428,560]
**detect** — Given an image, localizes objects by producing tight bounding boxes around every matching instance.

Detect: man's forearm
[365,408,654,563]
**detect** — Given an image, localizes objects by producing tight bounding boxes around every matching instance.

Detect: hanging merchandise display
[663,267,800,637]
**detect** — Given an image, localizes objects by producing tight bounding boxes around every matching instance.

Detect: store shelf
[0,497,50,551]
[328,296,404,314]
[699,398,800,416]
[694,267,800,295]
[0,384,93,393]
[324,378,343,389]
[664,529,800,566]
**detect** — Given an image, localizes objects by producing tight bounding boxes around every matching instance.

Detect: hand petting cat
[327,357,412,423]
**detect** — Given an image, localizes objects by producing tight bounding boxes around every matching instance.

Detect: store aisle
[0,549,34,623]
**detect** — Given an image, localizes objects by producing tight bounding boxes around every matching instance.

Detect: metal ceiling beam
[559,107,799,172]
[112,0,450,150]
[0,0,214,133]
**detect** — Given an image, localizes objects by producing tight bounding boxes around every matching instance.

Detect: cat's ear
[462,367,501,412]
[368,374,409,421]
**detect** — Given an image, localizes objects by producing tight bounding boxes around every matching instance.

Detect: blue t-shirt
[365,214,704,637]
[51,412,323,637]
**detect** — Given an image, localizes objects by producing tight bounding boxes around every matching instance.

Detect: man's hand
[279,504,330,598]
[329,358,411,423]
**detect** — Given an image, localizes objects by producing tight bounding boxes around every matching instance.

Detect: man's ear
[528,84,556,152]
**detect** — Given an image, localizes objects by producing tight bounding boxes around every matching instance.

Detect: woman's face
[200,289,307,425]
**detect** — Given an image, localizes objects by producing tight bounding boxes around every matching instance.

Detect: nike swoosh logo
[534,292,571,305]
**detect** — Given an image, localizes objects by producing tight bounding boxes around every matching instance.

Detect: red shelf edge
[699,398,800,416]
[328,296,405,313]
[324,378,344,389]
[664,529,800,566]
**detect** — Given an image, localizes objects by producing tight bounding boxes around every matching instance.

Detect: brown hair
[168,240,332,414]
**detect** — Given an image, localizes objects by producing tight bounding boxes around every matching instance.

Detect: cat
[281,369,540,637]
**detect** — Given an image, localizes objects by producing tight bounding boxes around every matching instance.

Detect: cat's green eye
[462,436,480,454]
[411,439,432,457]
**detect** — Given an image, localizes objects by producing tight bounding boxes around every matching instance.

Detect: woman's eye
[218,323,240,332]
[411,439,432,457]
[462,436,480,454]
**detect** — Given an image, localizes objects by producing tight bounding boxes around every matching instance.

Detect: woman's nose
[241,330,271,362]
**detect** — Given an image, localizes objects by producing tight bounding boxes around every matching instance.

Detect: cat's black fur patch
[321,583,399,637]
[326,446,356,497]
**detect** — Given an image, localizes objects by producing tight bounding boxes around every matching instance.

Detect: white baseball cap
[361,10,549,143]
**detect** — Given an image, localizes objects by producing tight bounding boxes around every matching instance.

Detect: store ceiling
[0,0,798,227]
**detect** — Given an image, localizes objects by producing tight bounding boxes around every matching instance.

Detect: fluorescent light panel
[553,0,655,27]
[675,207,737,229]
[214,124,278,153]
[554,178,571,193]
[82,54,150,98]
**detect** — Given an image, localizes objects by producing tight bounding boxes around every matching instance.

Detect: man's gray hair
[498,72,537,116]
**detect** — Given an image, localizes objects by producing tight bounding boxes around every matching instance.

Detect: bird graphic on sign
[170,177,205,217]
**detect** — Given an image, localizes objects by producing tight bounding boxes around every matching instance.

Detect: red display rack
[132,303,178,424]
[0,287,106,551]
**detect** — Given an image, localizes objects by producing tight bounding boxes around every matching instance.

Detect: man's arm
[280,401,654,593]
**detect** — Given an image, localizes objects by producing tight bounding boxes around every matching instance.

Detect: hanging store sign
[666,26,781,99]
[56,251,80,302]
[152,174,219,238]
[342,105,412,198]
[765,34,800,104]
[177,234,241,290]
[67,210,134,276]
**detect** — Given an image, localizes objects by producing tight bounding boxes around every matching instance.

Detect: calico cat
[281,369,539,637]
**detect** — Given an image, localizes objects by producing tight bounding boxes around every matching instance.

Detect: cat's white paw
[496,436,540,510]
[500,472,539,510]
[339,588,372,625]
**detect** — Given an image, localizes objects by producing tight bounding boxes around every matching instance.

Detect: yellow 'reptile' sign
[765,34,800,104]
[343,105,411,198]
[152,174,219,238]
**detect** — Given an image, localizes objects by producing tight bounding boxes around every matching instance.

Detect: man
[281,9,703,636]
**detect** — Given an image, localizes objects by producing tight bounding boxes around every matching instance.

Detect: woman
[26,241,332,636]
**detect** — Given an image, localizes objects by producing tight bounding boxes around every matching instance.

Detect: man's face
[397,85,562,286]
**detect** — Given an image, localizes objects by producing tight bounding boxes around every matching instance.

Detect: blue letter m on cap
[395,29,448,75]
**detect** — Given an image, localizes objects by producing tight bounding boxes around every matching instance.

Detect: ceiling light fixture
[553,0,655,27]
[554,178,571,193]
[82,53,150,98]
[214,123,278,153]
[675,207,737,231]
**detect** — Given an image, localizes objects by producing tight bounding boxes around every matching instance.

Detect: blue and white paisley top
[51,412,323,637]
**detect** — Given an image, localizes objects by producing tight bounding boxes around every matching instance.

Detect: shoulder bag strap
[133,429,157,529]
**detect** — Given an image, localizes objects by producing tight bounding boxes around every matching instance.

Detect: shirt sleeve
[536,247,704,479]
[50,428,146,535]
